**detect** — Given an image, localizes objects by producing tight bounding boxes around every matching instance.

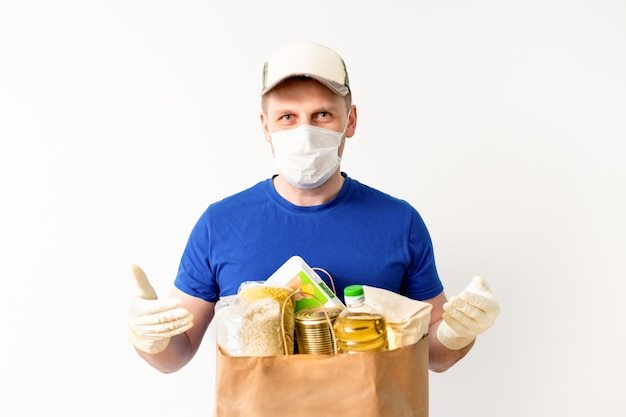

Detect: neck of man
[273,169,344,207]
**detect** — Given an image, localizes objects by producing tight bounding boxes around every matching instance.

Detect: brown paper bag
[214,335,429,417]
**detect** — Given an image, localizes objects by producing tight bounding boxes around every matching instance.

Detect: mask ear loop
[339,107,353,138]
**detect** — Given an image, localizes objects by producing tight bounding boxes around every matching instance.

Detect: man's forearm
[135,332,195,374]
[428,320,475,373]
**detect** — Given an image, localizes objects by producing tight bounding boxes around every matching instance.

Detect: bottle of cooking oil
[333,284,388,353]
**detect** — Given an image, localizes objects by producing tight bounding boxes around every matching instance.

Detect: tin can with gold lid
[294,306,343,354]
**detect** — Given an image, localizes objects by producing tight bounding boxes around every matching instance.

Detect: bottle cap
[344,284,364,298]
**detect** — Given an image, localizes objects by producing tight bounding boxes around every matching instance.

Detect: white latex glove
[127,264,193,354]
[436,276,500,350]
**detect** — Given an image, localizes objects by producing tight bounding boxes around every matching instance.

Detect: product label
[295,270,336,311]
[264,255,345,312]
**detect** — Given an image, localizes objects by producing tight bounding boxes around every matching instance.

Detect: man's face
[261,78,356,156]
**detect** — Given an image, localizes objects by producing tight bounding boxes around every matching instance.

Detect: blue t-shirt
[174,173,443,303]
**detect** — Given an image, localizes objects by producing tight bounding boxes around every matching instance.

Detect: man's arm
[134,288,215,374]
[424,292,474,372]
[424,277,501,373]
[127,265,215,374]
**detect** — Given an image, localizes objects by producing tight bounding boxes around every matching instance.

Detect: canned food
[294,306,343,354]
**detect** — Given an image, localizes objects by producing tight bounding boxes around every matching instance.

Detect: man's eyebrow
[312,104,341,114]
[269,107,292,116]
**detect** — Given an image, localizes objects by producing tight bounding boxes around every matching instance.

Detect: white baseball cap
[261,42,350,96]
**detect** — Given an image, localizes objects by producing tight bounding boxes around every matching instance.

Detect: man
[127,41,500,374]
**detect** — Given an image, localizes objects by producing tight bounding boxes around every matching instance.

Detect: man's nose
[297,113,314,125]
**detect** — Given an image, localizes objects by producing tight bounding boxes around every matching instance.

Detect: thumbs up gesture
[127,264,194,354]
[436,276,501,350]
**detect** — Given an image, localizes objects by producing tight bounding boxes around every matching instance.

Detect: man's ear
[260,113,272,143]
[345,105,358,138]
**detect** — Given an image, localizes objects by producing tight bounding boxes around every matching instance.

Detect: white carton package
[265,256,345,311]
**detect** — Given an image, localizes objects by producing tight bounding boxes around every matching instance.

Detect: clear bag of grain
[215,295,246,356]
[240,297,284,356]
[238,281,296,354]
[215,295,287,356]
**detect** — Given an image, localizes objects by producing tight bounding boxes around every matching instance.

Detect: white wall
[1,1,624,416]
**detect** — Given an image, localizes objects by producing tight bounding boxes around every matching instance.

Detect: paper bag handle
[312,267,337,296]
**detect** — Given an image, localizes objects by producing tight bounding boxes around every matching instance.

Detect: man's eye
[281,114,293,121]
[317,112,330,119]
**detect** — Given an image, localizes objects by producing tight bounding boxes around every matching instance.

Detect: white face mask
[270,118,349,189]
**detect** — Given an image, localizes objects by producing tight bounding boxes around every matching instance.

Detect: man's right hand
[127,264,194,354]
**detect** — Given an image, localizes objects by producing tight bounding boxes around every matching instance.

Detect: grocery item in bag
[333,284,388,353]
[214,282,297,356]
[264,256,345,311]
[363,285,432,350]
[215,297,285,356]
[239,282,296,354]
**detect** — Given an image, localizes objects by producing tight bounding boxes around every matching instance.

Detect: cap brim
[261,74,349,96]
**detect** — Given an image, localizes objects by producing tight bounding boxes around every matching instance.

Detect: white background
[1,1,625,416]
